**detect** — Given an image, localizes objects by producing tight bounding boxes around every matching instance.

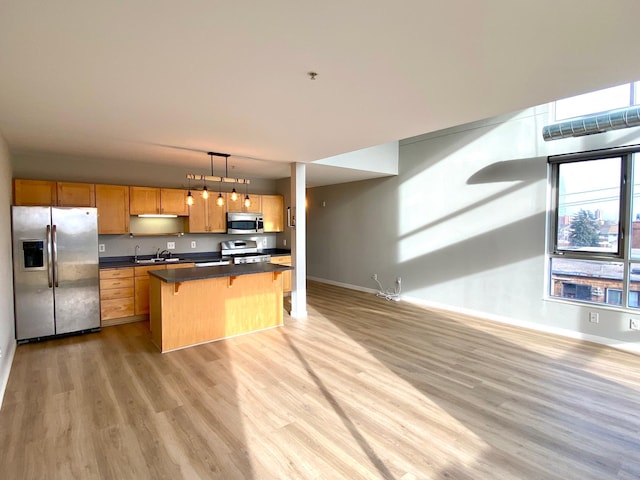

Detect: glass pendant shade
[186,191,194,206]
[216,193,224,207]
[202,185,209,199]
[244,194,251,208]
[231,188,238,201]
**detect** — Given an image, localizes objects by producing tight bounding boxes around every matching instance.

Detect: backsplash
[98,232,278,258]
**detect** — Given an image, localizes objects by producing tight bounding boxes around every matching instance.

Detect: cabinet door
[225,192,244,212]
[188,196,208,232]
[270,255,291,292]
[226,192,262,213]
[134,265,166,315]
[262,195,284,232]
[244,194,262,213]
[134,276,151,315]
[13,179,57,206]
[160,188,189,215]
[208,200,227,232]
[130,186,160,215]
[57,182,95,207]
[95,184,130,234]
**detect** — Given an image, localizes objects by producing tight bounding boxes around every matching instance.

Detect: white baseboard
[0,340,16,409]
[307,276,378,294]
[308,277,640,356]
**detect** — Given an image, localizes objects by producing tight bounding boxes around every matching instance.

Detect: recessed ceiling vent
[542,105,640,141]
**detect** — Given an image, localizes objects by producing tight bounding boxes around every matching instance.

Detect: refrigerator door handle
[52,224,59,287]
[46,224,53,288]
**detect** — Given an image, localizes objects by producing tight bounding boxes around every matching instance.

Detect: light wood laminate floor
[2,281,640,479]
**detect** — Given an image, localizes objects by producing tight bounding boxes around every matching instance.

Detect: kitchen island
[148,263,293,352]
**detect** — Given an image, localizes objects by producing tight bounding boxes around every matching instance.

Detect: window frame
[547,145,640,309]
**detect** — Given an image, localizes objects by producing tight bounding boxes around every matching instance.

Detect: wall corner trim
[0,339,17,410]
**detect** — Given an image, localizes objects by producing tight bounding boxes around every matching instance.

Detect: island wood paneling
[2,281,640,479]
[150,271,283,352]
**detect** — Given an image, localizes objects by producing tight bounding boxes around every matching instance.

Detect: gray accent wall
[0,132,15,406]
[306,105,640,346]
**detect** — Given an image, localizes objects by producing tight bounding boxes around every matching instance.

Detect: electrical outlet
[396,277,402,285]
[262,237,267,247]
[98,244,105,253]
[191,241,197,249]
[589,312,599,324]
[630,318,640,330]
[167,241,175,250]
[283,239,287,247]
[372,273,378,281]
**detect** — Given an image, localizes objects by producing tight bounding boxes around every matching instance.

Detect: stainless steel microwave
[227,212,264,234]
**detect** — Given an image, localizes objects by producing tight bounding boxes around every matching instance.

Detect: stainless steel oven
[227,212,264,234]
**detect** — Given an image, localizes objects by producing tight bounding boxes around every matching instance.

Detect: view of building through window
[549,151,640,308]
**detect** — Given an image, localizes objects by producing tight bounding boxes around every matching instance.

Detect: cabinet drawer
[135,265,167,277]
[100,268,134,279]
[270,255,291,266]
[166,262,194,269]
[100,277,134,290]
[101,298,135,320]
[100,286,134,301]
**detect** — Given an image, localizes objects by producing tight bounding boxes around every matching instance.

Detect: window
[554,83,638,121]
[548,148,640,309]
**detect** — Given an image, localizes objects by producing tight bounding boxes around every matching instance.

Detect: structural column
[290,162,307,318]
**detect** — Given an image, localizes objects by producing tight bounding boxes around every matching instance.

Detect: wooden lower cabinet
[100,263,196,324]
[270,255,291,292]
[100,268,134,324]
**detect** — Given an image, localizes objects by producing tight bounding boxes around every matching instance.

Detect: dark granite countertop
[148,262,293,283]
[99,249,291,269]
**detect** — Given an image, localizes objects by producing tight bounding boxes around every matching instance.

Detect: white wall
[307,105,640,348]
[0,132,16,406]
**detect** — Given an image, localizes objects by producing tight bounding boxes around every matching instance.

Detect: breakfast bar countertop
[148,262,293,284]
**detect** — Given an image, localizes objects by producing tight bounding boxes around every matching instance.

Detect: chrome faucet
[134,244,140,263]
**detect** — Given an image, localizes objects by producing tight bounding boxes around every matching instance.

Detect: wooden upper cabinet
[159,188,189,215]
[57,182,95,207]
[13,179,57,206]
[226,192,262,213]
[95,184,130,234]
[187,195,207,233]
[129,187,160,215]
[188,195,226,233]
[262,195,284,232]
[208,200,226,232]
[130,187,188,215]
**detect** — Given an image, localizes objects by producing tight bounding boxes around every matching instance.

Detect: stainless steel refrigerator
[12,206,100,341]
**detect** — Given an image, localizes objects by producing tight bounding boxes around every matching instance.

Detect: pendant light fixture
[202,152,214,199]
[186,152,251,209]
[186,177,194,206]
[217,156,225,207]
[244,182,251,208]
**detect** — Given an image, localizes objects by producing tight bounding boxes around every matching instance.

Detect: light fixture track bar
[186,174,251,185]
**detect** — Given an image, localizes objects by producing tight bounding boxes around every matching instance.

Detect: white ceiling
[1,1,640,186]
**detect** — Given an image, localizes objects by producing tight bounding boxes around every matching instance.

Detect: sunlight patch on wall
[398,180,543,264]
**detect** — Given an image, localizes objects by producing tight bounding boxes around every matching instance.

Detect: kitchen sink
[135,257,181,264]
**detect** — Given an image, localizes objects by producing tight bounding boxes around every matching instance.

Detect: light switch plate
[191,241,197,248]
[98,244,105,252]
[167,241,176,250]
